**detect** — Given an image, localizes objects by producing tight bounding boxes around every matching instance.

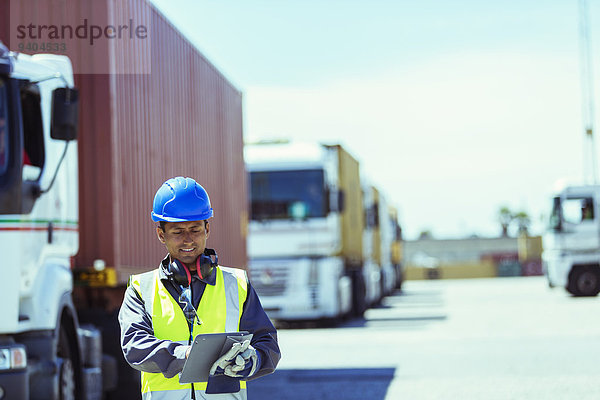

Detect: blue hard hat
[151,177,213,222]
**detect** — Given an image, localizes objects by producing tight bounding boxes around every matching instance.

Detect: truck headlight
[0,346,26,370]
[11,347,26,369]
[0,350,8,370]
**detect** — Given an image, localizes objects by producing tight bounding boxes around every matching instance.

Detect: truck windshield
[550,196,594,230]
[250,169,326,220]
[0,79,8,176]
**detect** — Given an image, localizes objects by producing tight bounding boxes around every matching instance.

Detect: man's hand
[209,340,260,378]
[209,340,248,376]
[227,344,260,377]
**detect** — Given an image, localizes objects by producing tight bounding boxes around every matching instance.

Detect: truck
[0,41,112,400]
[245,140,376,321]
[0,0,247,398]
[369,185,399,298]
[543,184,600,296]
[378,190,398,297]
[362,183,405,303]
[361,181,382,307]
[389,205,405,290]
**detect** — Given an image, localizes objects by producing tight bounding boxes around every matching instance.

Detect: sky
[149,0,599,240]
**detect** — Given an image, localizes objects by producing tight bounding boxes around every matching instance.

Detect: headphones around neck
[169,248,218,287]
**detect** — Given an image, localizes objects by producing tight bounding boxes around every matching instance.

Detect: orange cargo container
[1,0,247,285]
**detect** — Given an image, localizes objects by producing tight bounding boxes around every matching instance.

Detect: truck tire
[567,266,600,297]
[57,326,76,400]
[350,270,366,317]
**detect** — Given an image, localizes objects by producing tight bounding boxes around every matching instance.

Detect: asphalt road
[248,276,600,400]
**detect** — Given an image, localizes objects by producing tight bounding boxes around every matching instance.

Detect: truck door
[0,76,25,215]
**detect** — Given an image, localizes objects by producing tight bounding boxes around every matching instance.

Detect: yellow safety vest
[129,266,249,400]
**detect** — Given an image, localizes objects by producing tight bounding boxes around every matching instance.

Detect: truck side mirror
[328,189,345,213]
[396,225,403,240]
[338,190,345,212]
[51,87,79,141]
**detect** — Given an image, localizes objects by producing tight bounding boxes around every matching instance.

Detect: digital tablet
[179,331,253,384]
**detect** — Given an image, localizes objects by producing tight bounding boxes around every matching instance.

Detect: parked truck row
[245,141,404,322]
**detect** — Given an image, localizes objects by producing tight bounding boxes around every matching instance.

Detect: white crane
[579,0,599,184]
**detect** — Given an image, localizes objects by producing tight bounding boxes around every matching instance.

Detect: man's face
[157,220,210,270]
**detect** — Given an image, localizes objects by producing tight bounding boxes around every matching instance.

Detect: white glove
[209,340,248,376]
[227,344,259,377]
[209,339,259,378]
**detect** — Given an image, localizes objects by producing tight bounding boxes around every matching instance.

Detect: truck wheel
[57,327,76,400]
[568,266,600,297]
[350,270,366,317]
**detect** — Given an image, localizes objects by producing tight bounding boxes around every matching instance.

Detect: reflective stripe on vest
[130,266,249,399]
[141,389,246,400]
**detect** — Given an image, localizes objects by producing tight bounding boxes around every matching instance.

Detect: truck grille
[249,264,288,296]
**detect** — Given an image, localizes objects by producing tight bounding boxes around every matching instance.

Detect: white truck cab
[543,184,600,296]
[0,43,109,400]
[245,141,360,321]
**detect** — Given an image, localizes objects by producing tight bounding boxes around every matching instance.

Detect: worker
[119,176,281,399]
